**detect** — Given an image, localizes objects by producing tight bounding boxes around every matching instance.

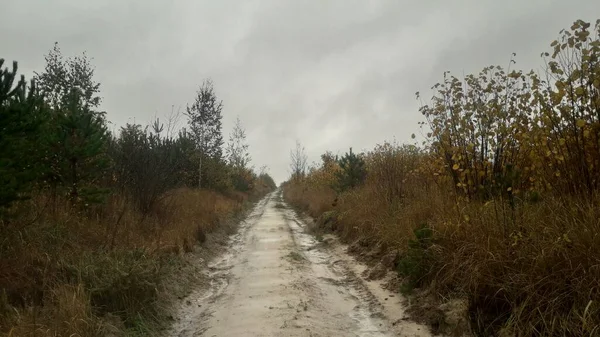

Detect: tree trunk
[70,157,78,201]
[198,153,202,188]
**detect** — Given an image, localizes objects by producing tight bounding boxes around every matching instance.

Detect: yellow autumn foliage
[284,19,600,337]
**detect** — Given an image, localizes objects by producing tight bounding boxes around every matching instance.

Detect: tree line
[0,43,276,217]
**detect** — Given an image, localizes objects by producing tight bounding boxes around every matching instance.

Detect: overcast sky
[2,0,599,183]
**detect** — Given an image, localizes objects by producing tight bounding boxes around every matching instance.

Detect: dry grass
[282,19,600,336]
[2,284,108,337]
[283,185,335,219]
[0,188,246,337]
[438,196,600,336]
[283,147,600,336]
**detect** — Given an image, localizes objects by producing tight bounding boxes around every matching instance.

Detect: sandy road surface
[169,191,432,337]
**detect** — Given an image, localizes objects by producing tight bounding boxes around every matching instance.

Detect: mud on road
[168,191,433,337]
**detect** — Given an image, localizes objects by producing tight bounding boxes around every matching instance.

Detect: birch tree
[186,79,223,188]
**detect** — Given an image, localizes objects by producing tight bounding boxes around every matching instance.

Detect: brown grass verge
[0,187,254,337]
[283,180,600,336]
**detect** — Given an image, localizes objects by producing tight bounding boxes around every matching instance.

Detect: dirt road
[169,191,432,337]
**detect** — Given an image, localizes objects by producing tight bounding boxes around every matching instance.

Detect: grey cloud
[2,0,600,182]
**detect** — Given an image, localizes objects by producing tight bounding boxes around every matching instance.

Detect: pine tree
[35,44,109,202]
[174,128,200,186]
[112,119,189,213]
[47,91,109,201]
[0,59,46,210]
[186,79,224,188]
[335,148,367,191]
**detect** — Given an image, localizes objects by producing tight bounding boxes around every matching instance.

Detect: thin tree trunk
[70,158,78,201]
[198,153,202,188]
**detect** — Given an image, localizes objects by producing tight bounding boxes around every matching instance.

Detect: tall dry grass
[0,188,245,337]
[434,195,600,336]
[284,141,600,336]
[284,142,445,249]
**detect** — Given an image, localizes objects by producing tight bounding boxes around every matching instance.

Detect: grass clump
[62,250,163,326]
[286,251,306,262]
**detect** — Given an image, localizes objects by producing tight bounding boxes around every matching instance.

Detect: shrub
[397,225,434,293]
[334,148,366,192]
